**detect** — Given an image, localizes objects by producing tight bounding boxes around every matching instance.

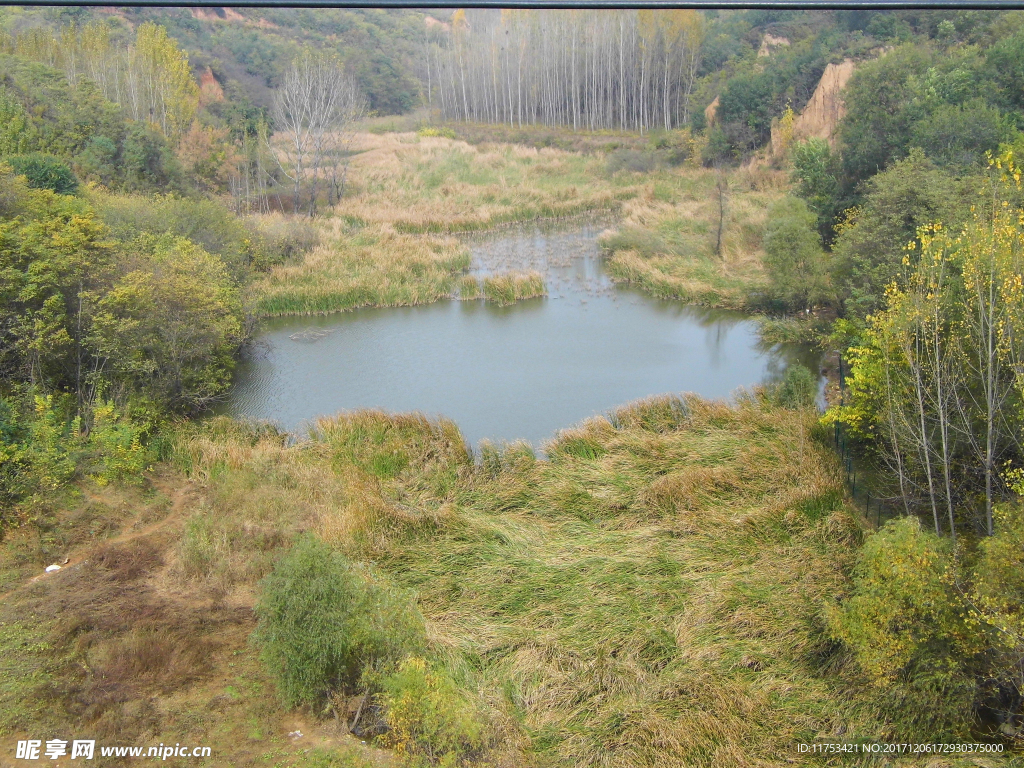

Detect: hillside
[3,8,1024,766]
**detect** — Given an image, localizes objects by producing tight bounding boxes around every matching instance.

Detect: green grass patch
[481,271,546,306]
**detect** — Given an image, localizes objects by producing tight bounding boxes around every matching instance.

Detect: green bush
[247,215,321,271]
[92,191,252,279]
[417,126,457,139]
[763,196,829,310]
[379,656,485,764]
[768,363,819,409]
[605,148,658,175]
[25,394,78,492]
[0,397,28,526]
[87,400,152,485]
[791,138,842,244]
[827,517,978,739]
[253,535,426,710]
[7,153,78,195]
[77,136,119,187]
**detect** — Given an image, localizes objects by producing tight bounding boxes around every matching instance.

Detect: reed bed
[336,132,631,233]
[250,220,470,316]
[457,273,483,299]
[259,131,789,316]
[481,271,547,305]
[599,170,783,309]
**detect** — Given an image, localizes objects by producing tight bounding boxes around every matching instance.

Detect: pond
[226,219,820,448]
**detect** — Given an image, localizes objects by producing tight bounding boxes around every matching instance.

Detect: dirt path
[26,469,198,586]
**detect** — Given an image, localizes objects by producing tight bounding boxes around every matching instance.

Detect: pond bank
[228,219,819,446]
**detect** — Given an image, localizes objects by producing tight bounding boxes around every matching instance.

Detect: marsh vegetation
[5,7,1024,767]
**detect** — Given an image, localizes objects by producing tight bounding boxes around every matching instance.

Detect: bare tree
[714,169,728,258]
[272,50,365,216]
[432,10,704,133]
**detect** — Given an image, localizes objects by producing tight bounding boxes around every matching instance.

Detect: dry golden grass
[599,170,787,309]
[258,131,791,316]
[250,220,470,316]
[0,462,398,767]
[1,397,1012,766]
[337,132,628,232]
[167,396,874,765]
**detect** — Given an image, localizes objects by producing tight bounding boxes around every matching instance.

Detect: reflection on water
[226,218,820,447]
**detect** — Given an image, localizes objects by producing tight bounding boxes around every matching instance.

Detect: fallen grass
[0,397,1012,765]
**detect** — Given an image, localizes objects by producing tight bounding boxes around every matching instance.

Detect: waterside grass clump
[481,271,546,305]
[457,273,483,300]
[251,221,470,316]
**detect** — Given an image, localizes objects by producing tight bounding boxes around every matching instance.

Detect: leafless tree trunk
[714,170,727,258]
[433,10,704,132]
[271,50,365,216]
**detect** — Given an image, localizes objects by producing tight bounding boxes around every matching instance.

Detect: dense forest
[2,7,1024,767]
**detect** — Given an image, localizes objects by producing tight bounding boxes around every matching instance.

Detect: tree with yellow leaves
[831,153,1024,540]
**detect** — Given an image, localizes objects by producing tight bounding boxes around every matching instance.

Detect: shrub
[246,214,321,270]
[763,196,829,310]
[90,235,244,414]
[827,517,979,738]
[253,535,426,710]
[0,393,83,517]
[92,191,252,278]
[417,126,457,139]
[87,400,152,485]
[25,394,78,491]
[0,406,28,524]
[605,148,658,175]
[970,503,1024,722]
[379,656,485,764]
[7,153,78,195]
[768,363,819,409]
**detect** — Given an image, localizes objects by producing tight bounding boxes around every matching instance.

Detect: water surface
[228,220,817,447]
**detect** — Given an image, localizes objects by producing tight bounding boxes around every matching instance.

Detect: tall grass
[3,394,1005,764]
[172,394,939,765]
[598,169,786,309]
[291,395,891,766]
[250,221,470,316]
[259,132,789,316]
[334,132,630,233]
[457,274,483,299]
[481,271,546,305]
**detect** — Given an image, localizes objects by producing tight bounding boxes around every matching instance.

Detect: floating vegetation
[289,328,334,342]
